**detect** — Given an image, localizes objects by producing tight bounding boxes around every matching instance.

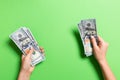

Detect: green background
[0,0,119,80]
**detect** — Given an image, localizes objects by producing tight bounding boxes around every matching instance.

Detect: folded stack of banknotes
[78,19,98,56]
[9,27,45,66]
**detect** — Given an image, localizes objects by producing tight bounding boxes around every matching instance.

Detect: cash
[78,19,98,56]
[9,27,45,66]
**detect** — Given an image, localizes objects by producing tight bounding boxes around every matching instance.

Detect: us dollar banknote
[78,19,98,56]
[9,27,45,66]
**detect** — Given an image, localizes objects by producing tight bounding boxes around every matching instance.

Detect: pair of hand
[21,36,109,74]
[19,36,116,80]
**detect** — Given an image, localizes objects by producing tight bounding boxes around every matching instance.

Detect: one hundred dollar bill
[9,27,45,66]
[78,19,98,56]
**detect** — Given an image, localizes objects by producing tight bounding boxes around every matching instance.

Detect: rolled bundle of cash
[78,19,98,56]
[9,27,45,66]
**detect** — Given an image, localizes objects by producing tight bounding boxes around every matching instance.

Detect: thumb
[26,47,34,58]
[90,36,98,50]
[22,54,25,60]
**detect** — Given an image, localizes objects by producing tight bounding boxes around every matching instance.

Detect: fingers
[22,46,45,60]
[24,47,34,60]
[40,47,45,56]
[25,48,30,54]
[27,47,34,57]
[25,47,34,54]
[98,36,109,47]
[98,36,104,42]
[40,47,45,53]
[22,54,25,60]
[90,36,98,49]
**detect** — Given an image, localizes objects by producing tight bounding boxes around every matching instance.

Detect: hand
[18,47,45,80]
[91,36,116,80]
[21,47,34,74]
[91,36,109,63]
[21,47,45,73]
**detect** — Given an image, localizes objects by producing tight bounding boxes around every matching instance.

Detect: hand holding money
[78,19,98,56]
[18,48,34,80]
[90,36,116,80]
[10,27,45,66]
[18,47,44,80]
[21,47,34,73]
[91,36,108,63]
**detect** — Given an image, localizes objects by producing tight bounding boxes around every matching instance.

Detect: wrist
[98,59,107,65]
[20,68,32,76]
[18,69,31,80]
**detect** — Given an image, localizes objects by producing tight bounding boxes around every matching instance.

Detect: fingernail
[91,36,94,38]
